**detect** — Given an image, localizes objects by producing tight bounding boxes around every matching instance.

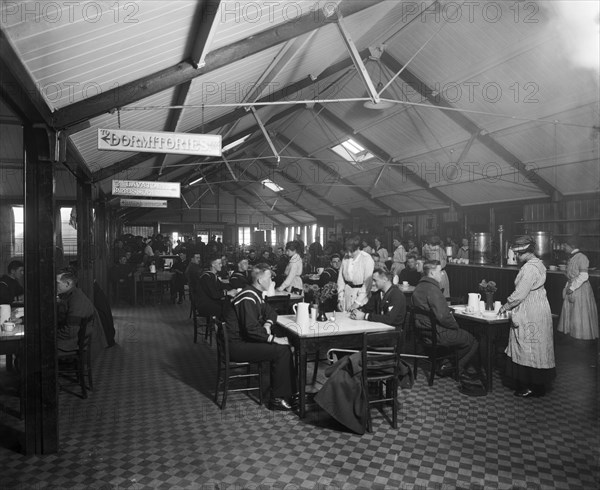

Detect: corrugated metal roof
[177,45,283,132]
[4,1,198,109]
[1,0,597,216]
[209,1,331,51]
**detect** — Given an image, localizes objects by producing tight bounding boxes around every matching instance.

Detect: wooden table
[451,306,511,392]
[0,324,25,417]
[277,312,394,418]
[133,270,173,304]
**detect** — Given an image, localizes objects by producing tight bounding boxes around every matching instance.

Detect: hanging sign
[98,129,222,156]
[120,198,168,208]
[112,180,181,198]
[257,223,274,231]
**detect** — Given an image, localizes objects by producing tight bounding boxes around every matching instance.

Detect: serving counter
[446,263,600,316]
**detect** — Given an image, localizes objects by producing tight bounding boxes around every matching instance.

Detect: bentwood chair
[327,330,403,432]
[213,319,263,410]
[58,317,94,399]
[410,306,460,386]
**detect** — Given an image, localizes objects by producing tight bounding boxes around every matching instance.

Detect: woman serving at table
[499,236,555,397]
[276,241,303,295]
[337,236,374,312]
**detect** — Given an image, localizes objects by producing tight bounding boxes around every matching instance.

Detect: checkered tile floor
[1,300,598,489]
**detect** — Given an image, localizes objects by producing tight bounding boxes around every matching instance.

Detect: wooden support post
[76,176,94,299]
[23,124,58,454]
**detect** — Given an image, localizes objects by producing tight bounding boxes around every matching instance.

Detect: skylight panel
[262,179,283,192]
[331,138,375,165]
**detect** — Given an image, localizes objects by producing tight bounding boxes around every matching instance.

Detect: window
[261,179,284,193]
[331,138,375,165]
[12,206,23,256]
[238,226,251,246]
[61,208,78,256]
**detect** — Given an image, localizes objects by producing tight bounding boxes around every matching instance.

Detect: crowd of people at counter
[104,230,599,405]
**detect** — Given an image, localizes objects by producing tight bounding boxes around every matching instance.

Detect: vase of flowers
[478,279,497,310]
[304,282,338,321]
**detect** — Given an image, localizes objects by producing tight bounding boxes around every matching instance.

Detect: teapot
[467,293,481,312]
[292,302,311,328]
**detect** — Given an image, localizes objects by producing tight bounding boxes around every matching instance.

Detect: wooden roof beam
[52,0,386,129]
[156,81,192,176]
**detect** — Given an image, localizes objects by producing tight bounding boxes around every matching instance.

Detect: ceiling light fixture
[363,60,396,110]
[188,176,204,186]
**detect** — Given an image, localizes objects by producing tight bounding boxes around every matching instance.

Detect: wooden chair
[213,319,263,410]
[57,317,94,399]
[361,330,403,431]
[410,306,460,386]
[190,291,214,345]
[140,272,161,305]
[326,330,403,432]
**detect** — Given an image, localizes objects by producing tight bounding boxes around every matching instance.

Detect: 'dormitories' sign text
[112,180,181,198]
[98,129,222,156]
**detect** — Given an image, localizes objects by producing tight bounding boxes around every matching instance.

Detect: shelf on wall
[515,219,599,223]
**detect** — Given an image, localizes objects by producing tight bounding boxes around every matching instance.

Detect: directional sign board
[98,129,222,157]
[112,180,181,198]
[120,199,168,208]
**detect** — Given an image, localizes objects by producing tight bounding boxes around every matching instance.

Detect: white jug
[467,293,481,312]
[293,302,311,328]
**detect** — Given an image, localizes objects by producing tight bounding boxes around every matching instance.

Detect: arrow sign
[120,198,168,208]
[98,129,222,156]
[113,180,180,198]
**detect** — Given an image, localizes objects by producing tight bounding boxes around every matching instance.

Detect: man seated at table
[56,271,96,352]
[223,263,296,411]
[412,260,481,389]
[397,255,422,287]
[170,252,188,304]
[185,252,203,301]
[110,255,134,302]
[0,260,24,304]
[230,258,252,290]
[195,255,234,319]
[351,268,406,330]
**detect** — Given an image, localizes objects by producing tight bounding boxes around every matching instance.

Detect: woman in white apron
[390,237,407,276]
[337,237,375,312]
[276,241,303,295]
[499,236,555,397]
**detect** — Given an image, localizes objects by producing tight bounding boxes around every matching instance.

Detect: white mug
[3,322,15,332]
[494,301,502,313]
[479,301,485,312]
